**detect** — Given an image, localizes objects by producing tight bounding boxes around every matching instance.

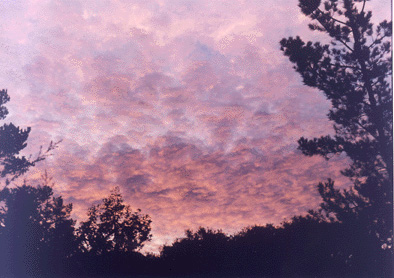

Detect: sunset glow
[1,0,390,253]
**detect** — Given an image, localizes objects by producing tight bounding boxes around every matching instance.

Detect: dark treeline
[0,0,393,277]
[0,182,392,277]
[159,220,392,277]
[0,179,391,277]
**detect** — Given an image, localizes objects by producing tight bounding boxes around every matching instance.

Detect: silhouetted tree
[277,215,347,276]
[227,220,345,276]
[78,187,152,255]
[0,89,68,277]
[280,0,392,275]
[0,89,59,184]
[158,221,351,277]
[229,224,280,276]
[0,177,76,276]
[160,227,229,275]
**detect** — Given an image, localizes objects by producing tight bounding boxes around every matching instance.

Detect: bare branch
[361,0,366,14]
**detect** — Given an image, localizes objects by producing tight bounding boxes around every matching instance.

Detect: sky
[0,0,390,253]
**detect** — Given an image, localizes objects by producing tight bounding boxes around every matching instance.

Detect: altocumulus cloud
[1,0,386,252]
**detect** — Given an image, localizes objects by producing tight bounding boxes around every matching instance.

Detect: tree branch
[368,34,389,49]
[317,8,352,27]
[314,16,354,52]
[355,120,378,140]
[329,63,360,70]
[361,0,366,14]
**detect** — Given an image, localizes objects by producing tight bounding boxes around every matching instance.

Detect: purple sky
[1,0,390,253]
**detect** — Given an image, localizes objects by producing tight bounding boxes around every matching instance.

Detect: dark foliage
[0,181,154,277]
[63,188,153,277]
[280,0,393,275]
[158,218,385,277]
[160,227,230,275]
[0,89,59,183]
[0,180,76,277]
[77,186,152,255]
[0,88,68,277]
[0,88,34,181]
[66,250,154,277]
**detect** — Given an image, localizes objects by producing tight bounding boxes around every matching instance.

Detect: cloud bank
[1,0,388,252]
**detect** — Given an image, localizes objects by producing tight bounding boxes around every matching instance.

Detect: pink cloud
[0,0,389,253]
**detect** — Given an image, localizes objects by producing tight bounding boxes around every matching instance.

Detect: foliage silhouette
[158,221,362,277]
[78,186,152,255]
[0,89,67,277]
[280,0,392,275]
[0,89,59,184]
[0,177,76,276]
[228,224,281,276]
[161,227,229,275]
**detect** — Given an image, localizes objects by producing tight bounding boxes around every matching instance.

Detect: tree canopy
[280,0,392,274]
[0,178,76,276]
[78,187,152,255]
